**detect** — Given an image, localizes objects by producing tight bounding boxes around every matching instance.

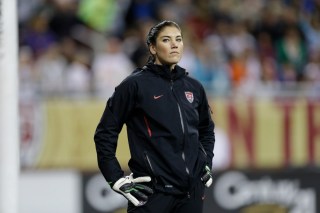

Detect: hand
[112,173,154,206]
[201,165,213,187]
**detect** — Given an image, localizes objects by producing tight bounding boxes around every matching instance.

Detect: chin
[168,59,181,64]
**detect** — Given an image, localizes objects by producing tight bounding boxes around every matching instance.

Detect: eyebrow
[160,35,182,39]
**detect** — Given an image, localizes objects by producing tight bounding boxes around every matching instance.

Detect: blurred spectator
[256,32,276,61]
[185,2,214,41]
[280,63,299,82]
[275,26,308,81]
[156,0,194,24]
[300,13,320,54]
[48,0,82,41]
[237,48,262,96]
[192,45,231,95]
[18,0,46,24]
[304,50,320,82]
[20,12,57,59]
[125,0,159,26]
[64,51,92,97]
[251,5,283,44]
[59,37,78,64]
[192,41,215,89]
[77,0,130,35]
[92,35,134,98]
[19,46,38,99]
[260,57,278,83]
[178,27,198,76]
[256,32,278,82]
[213,17,233,59]
[34,44,67,96]
[123,19,155,67]
[224,21,256,58]
[229,54,246,87]
[192,33,231,95]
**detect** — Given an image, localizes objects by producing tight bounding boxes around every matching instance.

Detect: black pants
[127,181,205,213]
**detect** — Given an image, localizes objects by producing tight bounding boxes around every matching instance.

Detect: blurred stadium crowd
[18,0,320,99]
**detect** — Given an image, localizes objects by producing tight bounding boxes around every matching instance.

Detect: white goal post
[0,0,19,212]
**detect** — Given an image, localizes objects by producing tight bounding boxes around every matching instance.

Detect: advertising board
[82,169,319,213]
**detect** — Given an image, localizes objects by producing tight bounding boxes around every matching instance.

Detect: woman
[94,20,215,213]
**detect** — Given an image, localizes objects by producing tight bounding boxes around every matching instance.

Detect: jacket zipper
[199,143,207,157]
[171,80,190,176]
[144,152,157,183]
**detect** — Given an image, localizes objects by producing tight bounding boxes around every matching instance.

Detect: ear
[149,44,156,55]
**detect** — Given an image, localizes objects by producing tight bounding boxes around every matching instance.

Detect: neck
[154,62,176,71]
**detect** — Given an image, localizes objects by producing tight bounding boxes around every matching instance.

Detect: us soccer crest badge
[185,91,194,103]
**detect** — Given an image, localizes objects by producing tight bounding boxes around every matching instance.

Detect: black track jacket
[94,63,215,195]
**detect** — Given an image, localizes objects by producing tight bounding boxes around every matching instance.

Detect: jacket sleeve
[198,86,215,169]
[94,78,137,185]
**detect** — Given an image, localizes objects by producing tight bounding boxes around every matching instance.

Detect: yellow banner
[213,98,320,168]
[34,98,320,170]
[37,100,130,171]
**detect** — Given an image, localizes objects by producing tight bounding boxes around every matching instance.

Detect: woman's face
[149,26,183,69]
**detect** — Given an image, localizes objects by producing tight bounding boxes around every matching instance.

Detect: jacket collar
[144,62,187,80]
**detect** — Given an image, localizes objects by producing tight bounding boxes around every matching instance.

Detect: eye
[176,38,182,42]
[162,38,170,42]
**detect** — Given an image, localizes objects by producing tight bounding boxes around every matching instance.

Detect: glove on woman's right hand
[112,173,153,206]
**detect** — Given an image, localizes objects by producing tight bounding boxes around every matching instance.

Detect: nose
[171,41,178,48]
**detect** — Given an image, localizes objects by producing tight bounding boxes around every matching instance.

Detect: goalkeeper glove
[201,165,213,187]
[111,173,153,206]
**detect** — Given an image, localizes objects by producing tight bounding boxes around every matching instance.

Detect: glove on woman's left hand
[201,165,213,187]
